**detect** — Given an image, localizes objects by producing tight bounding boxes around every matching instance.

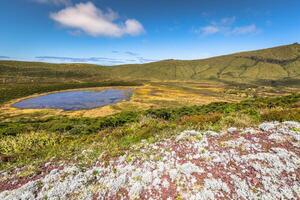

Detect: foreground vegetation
[0,94,299,175]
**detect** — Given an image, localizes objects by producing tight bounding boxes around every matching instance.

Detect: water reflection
[13,89,132,111]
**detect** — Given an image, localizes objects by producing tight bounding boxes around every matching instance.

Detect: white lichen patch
[224,137,248,148]
[268,132,286,142]
[178,162,204,177]
[1,121,299,200]
[176,130,202,141]
[259,121,280,131]
[227,127,238,134]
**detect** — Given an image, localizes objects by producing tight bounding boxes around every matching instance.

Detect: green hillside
[1,43,300,85]
[0,61,112,83]
[112,43,300,84]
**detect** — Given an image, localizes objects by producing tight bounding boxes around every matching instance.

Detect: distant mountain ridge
[1,43,300,85]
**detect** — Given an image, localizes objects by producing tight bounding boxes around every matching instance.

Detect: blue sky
[0,0,300,65]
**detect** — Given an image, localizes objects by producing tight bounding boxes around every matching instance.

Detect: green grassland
[1,94,299,174]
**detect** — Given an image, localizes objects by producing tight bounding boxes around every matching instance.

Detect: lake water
[13,89,132,111]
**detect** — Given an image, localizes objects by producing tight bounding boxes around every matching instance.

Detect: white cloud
[201,25,219,35]
[50,2,144,37]
[198,17,259,36]
[231,24,258,35]
[35,0,71,6]
[219,17,236,26]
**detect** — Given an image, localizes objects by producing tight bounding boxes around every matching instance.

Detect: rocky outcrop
[1,121,299,199]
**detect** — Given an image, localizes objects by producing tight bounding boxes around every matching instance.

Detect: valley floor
[3,81,299,119]
[0,121,299,200]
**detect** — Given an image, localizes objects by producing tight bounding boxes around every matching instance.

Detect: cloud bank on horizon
[35,54,157,65]
[0,56,10,59]
[50,2,144,37]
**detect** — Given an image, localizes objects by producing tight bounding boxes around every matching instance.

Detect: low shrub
[0,123,28,136]
[261,108,300,122]
[0,132,62,157]
[219,112,259,128]
[179,113,222,126]
[146,102,229,120]
[0,111,140,136]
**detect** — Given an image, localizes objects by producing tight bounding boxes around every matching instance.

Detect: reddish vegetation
[0,121,299,199]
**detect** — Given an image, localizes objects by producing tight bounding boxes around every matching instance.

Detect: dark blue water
[13,89,132,111]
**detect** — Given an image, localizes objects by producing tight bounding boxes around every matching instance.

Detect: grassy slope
[0,61,112,83]
[1,43,300,85]
[113,43,300,83]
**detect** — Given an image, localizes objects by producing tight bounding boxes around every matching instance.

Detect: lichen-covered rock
[259,121,280,131]
[227,127,237,134]
[1,121,299,200]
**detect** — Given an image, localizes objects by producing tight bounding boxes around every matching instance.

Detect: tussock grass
[0,132,61,155]
[219,113,259,129]
[261,108,300,122]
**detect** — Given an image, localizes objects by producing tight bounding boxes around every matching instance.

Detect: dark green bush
[0,123,28,136]
[0,111,140,137]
